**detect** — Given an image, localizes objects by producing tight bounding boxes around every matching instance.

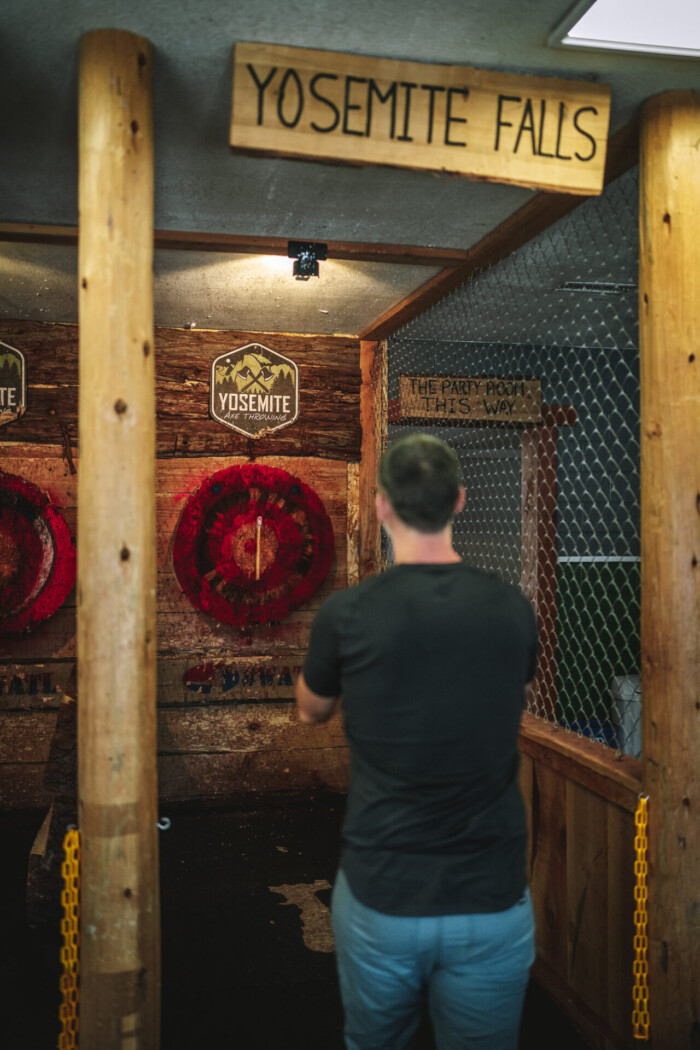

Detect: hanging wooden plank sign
[230,43,611,195]
[399,375,542,423]
[0,341,26,426]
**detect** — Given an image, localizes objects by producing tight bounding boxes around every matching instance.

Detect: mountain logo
[0,341,26,428]
[210,343,299,438]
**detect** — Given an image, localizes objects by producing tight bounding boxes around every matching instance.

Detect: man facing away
[295,433,538,1050]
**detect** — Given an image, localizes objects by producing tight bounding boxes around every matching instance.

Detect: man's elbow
[296,704,319,725]
[294,674,337,724]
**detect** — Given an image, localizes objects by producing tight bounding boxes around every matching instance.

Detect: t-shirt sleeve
[302,594,343,698]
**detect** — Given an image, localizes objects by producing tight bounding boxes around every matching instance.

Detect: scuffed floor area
[1,799,591,1048]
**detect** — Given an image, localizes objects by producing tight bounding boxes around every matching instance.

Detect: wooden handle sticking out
[255,516,262,580]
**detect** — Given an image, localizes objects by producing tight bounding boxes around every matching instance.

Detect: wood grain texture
[566,783,609,1016]
[346,461,360,586]
[0,452,349,662]
[0,320,361,461]
[358,340,386,579]
[77,31,160,1047]
[0,221,470,268]
[231,43,610,194]
[398,374,541,423]
[520,713,641,812]
[521,426,558,722]
[519,739,637,1049]
[528,760,568,976]
[639,90,700,1048]
[0,450,352,805]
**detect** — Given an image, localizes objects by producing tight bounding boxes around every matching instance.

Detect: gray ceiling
[1,1,698,336]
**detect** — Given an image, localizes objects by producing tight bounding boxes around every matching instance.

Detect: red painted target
[0,470,76,633]
[172,465,335,627]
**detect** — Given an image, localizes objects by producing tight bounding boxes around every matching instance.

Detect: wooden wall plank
[0,453,349,664]
[0,709,58,763]
[0,321,361,461]
[528,761,568,976]
[520,713,641,812]
[157,703,345,754]
[158,747,349,800]
[566,782,610,1020]
[359,340,386,579]
[606,802,635,1043]
[0,221,470,268]
[346,462,360,586]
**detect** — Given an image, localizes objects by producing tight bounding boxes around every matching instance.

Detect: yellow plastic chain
[632,795,650,1040]
[59,827,80,1050]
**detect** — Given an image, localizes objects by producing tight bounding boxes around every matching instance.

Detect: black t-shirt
[303,562,538,916]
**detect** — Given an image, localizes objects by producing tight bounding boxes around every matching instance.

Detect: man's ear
[454,485,466,515]
[375,487,391,524]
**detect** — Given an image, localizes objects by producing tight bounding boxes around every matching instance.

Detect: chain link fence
[387,168,641,757]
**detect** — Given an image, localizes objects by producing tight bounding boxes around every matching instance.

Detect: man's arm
[295,671,339,725]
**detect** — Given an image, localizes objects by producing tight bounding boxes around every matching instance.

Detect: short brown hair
[378,434,462,533]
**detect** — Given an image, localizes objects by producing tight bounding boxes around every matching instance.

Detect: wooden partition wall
[0,319,360,808]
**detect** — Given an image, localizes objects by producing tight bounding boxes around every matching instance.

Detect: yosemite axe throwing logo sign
[210,343,299,438]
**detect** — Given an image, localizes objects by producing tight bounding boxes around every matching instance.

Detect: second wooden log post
[77,29,160,1049]
[639,90,700,1047]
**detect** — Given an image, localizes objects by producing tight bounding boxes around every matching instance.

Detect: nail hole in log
[114,399,127,414]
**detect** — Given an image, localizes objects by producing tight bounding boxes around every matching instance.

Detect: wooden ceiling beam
[0,222,468,268]
[359,118,640,342]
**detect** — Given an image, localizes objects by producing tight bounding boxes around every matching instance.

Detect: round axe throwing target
[172,464,335,627]
[0,470,76,633]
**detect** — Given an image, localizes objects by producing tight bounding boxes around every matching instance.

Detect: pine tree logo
[210,343,299,438]
[0,342,26,428]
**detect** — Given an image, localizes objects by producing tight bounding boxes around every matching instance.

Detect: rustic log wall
[0,320,361,460]
[0,321,360,808]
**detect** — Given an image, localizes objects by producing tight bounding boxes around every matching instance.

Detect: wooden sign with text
[0,663,74,709]
[231,43,610,195]
[399,375,542,423]
[159,658,304,705]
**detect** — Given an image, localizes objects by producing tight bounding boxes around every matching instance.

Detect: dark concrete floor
[1,799,592,1049]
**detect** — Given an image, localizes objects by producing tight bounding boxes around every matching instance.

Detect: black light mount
[287,241,328,280]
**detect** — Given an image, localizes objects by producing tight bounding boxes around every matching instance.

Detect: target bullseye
[173,464,335,627]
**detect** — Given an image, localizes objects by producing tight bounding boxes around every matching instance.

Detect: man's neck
[390,524,461,566]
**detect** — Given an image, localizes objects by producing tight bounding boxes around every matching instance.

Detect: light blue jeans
[331,868,535,1050]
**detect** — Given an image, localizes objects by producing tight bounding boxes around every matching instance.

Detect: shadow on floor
[1,800,591,1049]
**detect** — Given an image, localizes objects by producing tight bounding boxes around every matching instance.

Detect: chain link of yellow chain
[632,795,650,1040]
[58,827,80,1049]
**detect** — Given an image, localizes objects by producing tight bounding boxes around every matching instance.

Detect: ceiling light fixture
[549,0,700,59]
[288,241,327,281]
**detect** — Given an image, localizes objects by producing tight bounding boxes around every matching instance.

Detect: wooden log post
[359,340,387,578]
[639,91,700,1046]
[78,30,159,1048]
